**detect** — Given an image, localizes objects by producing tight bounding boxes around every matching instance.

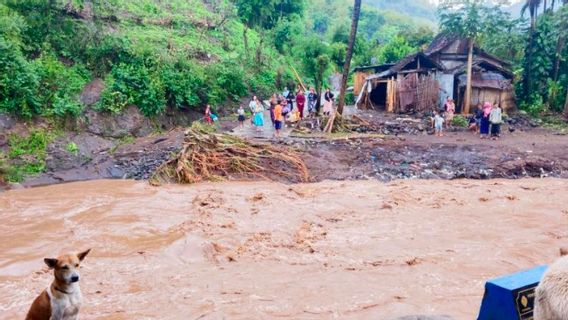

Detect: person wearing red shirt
[296,90,306,119]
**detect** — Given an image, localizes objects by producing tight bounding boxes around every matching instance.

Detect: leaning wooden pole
[463,38,474,114]
[291,66,307,92]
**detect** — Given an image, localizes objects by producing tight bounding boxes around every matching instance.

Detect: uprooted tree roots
[150,128,309,185]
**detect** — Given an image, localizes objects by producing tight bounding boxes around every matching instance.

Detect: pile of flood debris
[293,110,547,137]
[293,113,435,136]
[150,127,309,185]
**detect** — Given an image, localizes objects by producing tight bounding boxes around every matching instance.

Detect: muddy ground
[1,109,567,189]
[1,179,567,319]
[301,129,568,182]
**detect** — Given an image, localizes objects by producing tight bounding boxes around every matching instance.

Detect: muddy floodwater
[1,179,567,319]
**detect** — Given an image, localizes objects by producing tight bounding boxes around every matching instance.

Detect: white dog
[534,254,568,320]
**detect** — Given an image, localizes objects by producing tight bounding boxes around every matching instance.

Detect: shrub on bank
[451,115,468,128]
[6,129,54,182]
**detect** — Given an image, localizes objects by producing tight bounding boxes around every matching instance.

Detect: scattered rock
[0,114,15,131]
[80,78,105,106]
[405,257,421,266]
[108,166,125,178]
[85,105,148,138]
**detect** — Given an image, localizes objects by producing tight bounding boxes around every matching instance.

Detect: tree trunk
[255,34,264,67]
[553,35,566,81]
[553,2,567,81]
[315,70,324,113]
[463,38,474,114]
[524,14,536,97]
[315,85,322,113]
[337,0,362,115]
[564,86,568,116]
[544,0,548,11]
[243,26,249,59]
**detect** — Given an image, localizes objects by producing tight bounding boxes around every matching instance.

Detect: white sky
[429,0,523,4]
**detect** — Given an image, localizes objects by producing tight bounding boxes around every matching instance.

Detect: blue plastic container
[477,265,548,320]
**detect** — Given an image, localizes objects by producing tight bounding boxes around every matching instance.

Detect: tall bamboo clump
[150,127,309,185]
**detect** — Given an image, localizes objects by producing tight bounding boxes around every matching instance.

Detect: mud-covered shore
[2,109,567,190]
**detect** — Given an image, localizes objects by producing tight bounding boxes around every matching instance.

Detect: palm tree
[522,0,543,28]
[521,0,543,95]
[553,3,568,81]
[562,1,568,115]
[337,0,362,115]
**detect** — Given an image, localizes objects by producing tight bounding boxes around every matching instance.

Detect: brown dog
[26,249,91,320]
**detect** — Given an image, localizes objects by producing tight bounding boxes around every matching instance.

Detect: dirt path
[230,110,293,140]
[1,179,566,319]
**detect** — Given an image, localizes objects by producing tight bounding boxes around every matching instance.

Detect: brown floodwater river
[0,179,566,319]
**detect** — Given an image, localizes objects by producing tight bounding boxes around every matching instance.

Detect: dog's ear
[44,258,58,269]
[77,249,91,262]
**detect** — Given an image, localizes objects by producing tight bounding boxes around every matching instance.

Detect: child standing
[433,111,444,137]
[237,105,246,128]
[273,101,284,138]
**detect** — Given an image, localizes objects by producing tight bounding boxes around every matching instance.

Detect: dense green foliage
[519,5,568,113]
[5,129,54,182]
[0,0,297,118]
[0,5,89,118]
[1,0,565,121]
[439,0,568,116]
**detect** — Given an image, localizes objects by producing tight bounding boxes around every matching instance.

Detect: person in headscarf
[479,102,492,139]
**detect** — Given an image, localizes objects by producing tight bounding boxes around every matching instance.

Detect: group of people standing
[238,86,336,137]
[434,96,502,140]
[471,101,502,140]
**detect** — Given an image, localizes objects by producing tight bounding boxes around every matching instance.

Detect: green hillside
[0,0,295,118]
[0,0,438,120]
[364,0,437,23]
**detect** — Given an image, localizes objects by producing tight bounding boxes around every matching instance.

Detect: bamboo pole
[291,66,307,92]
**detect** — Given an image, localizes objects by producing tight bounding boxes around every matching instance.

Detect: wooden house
[356,52,445,113]
[425,34,516,112]
[353,64,394,97]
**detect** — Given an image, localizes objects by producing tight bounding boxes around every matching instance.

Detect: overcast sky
[429,0,523,4]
